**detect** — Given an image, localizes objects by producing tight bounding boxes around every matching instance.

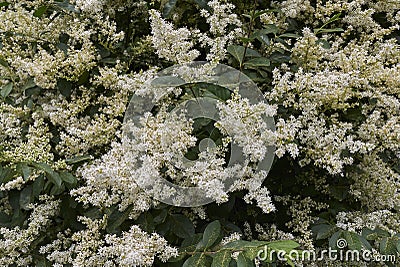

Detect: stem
[240,0,258,71]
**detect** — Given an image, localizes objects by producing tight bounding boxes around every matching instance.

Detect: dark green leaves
[33,5,48,18]
[380,236,399,256]
[328,229,373,251]
[236,253,251,267]
[211,250,231,267]
[65,155,91,165]
[244,57,270,68]
[262,24,279,35]
[151,76,185,87]
[19,185,33,210]
[16,162,31,181]
[227,45,245,66]
[196,220,221,250]
[267,240,300,251]
[342,231,363,250]
[227,45,265,67]
[30,162,62,188]
[183,253,211,267]
[59,171,77,185]
[53,0,79,13]
[1,82,13,98]
[312,224,338,240]
[163,0,177,18]
[171,214,195,239]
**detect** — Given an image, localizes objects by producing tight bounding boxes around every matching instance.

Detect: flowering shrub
[0,0,399,266]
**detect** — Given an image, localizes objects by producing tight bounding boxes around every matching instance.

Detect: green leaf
[50,183,65,195]
[151,76,185,88]
[251,29,270,45]
[32,174,45,197]
[279,33,300,38]
[223,239,271,261]
[358,235,373,250]
[315,28,344,34]
[380,237,399,255]
[329,230,344,249]
[181,233,203,252]
[316,38,330,49]
[25,86,42,97]
[22,78,36,91]
[30,162,62,188]
[244,57,270,68]
[269,52,291,63]
[0,211,11,225]
[193,0,208,9]
[362,228,379,241]
[19,185,33,210]
[263,24,279,34]
[396,239,400,253]
[330,185,349,201]
[343,231,363,250]
[100,57,117,64]
[1,82,13,98]
[16,163,31,181]
[65,155,91,164]
[0,167,15,184]
[163,0,177,18]
[171,214,195,239]
[77,71,89,85]
[236,253,251,267]
[197,220,221,250]
[168,253,186,263]
[328,13,342,23]
[312,224,337,240]
[54,1,79,13]
[0,2,10,7]
[0,58,9,68]
[211,250,232,267]
[253,10,270,19]
[183,253,209,267]
[267,240,300,251]
[33,5,48,18]
[223,240,255,249]
[57,42,69,56]
[107,206,135,233]
[201,83,232,101]
[245,48,262,58]
[57,78,72,97]
[153,208,168,224]
[135,212,155,233]
[227,45,245,65]
[59,171,76,184]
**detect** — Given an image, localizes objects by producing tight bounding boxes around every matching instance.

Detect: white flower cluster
[216,92,276,162]
[254,223,294,241]
[75,0,106,14]
[101,225,178,266]
[267,22,399,180]
[198,0,243,62]
[0,196,60,266]
[40,216,177,266]
[336,210,400,235]
[149,0,242,64]
[71,140,154,215]
[277,196,329,249]
[149,10,200,64]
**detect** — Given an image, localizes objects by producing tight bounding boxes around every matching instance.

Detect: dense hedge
[0,0,399,266]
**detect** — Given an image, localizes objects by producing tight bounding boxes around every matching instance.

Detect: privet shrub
[0,0,399,266]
